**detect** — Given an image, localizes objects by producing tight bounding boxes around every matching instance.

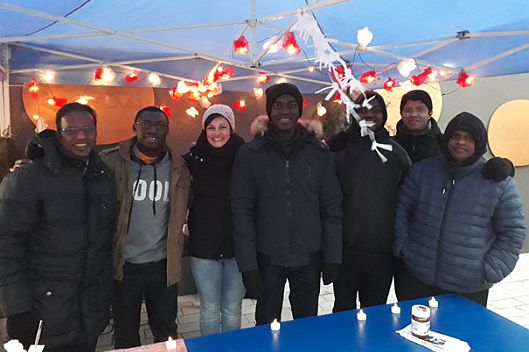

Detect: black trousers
[255,255,321,325]
[112,260,178,348]
[332,251,395,312]
[395,267,489,307]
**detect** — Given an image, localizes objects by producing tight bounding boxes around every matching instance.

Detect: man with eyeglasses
[100,106,190,348]
[0,103,115,352]
[231,83,343,325]
[393,112,526,307]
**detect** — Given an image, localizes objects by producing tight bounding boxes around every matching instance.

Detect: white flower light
[253,88,264,99]
[77,95,95,105]
[357,27,373,50]
[40,70,55,82]
[316,102,327,116]
[100,67,116,82]
[262,36,281,53]
[148,72,162,86]
[397,59,416,77]
[186,107,199,118]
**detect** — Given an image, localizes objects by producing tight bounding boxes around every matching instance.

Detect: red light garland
[232,100,247,112]
[360,70,377,84]
[384,78,396,91]
[282,32,301,55]
[27,78,39,97]
[257,72,270,84]
[233,35,249,55]
[125,71,139,83]
[456,70,474,87]
[159,105,171,117]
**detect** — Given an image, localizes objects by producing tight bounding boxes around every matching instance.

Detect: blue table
[184,295,529,351]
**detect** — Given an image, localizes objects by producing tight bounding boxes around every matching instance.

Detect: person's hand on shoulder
[482,157,515,182]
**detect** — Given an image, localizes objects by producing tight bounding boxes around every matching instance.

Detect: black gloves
[6,309,40,347]
[322,263,341,285]
[481,157,515,182]
[242,270,264,299]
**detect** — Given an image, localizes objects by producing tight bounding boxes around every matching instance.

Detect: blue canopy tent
[1,0,529,133]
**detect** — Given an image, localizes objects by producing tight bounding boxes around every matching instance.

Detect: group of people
[0,82,526,352]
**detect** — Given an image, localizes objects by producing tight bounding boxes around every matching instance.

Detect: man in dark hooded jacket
[328,91,411,312]
[0,103,115,352]
[394,112,526,307]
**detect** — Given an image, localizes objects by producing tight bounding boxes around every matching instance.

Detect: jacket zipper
[285,160,291,219]
[433,178,456,285]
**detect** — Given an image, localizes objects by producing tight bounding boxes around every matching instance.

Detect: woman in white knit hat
[183,104,246,336]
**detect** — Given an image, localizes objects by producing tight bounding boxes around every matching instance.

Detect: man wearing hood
[100,106,190,348]
[393,112,527,306]
[0,103,115,351]
[231,83,342,325]
[328,91,411,312]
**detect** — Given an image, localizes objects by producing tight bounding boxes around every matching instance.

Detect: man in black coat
[328,91,411,311]
[231,83,342,325]
[0,103,115,352]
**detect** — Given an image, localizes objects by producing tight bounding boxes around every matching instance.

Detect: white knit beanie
[202,104,235,130]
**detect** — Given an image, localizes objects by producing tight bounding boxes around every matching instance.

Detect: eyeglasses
[402,106,429,115]
[135,120,168,130]
[271,102,298,111]
[60,127,96,137]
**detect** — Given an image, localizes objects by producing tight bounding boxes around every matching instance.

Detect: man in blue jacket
[231,83,342,324]
[394,112,526,306]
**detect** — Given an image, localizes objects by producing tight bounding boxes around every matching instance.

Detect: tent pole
[0,45,10,137]
[249,0,257,66]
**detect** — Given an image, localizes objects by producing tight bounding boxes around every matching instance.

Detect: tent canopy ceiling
[1,0,529,92]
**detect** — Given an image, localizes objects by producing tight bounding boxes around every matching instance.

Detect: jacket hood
[440,112,487,166]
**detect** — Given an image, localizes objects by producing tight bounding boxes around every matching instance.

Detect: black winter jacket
[330,127,411,254]
[0,132,115,348]
[393,118,442,163]
[231,128,343,272]
[183,132,244,260]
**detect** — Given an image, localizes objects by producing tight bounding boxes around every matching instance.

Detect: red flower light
[94,67,104,81]
[125,71,139,83]
[456,70,474,87]
[53,96,67,107]
[233,35,249,55]
[214,66,234,81]
[169,87,182,101]
[27,78,39,97]
[333,92,342,104]
[383,78,396,91]
[159,105,171,117]
[332,66,345,83]
[360,70,377,84]
[257,72,270,84]
[232,100,247,112]
[410,67,432,86]
[282,32,301,55]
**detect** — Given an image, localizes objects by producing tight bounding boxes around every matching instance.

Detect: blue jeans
[190,257,246,335]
